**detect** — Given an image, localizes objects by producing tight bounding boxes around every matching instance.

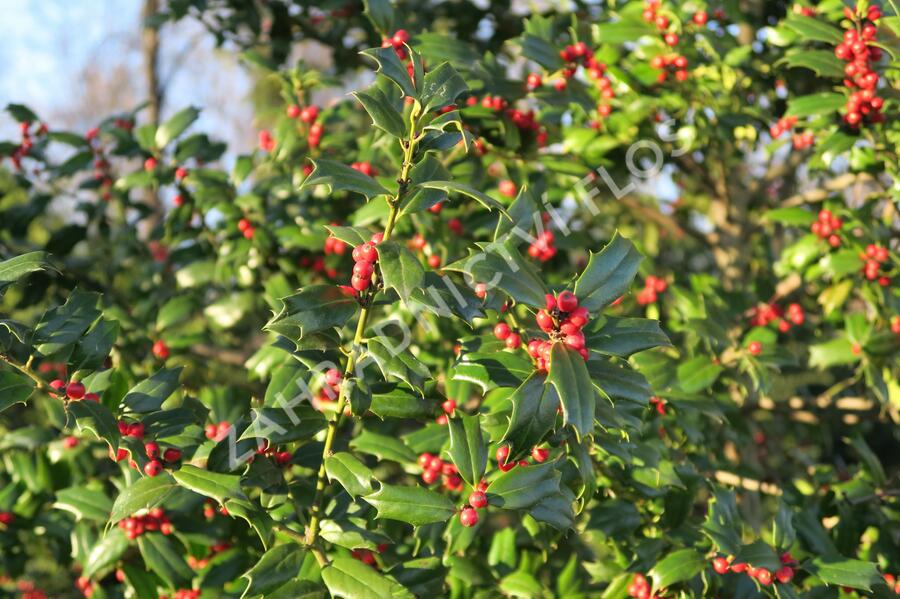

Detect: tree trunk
[141,0,163,234]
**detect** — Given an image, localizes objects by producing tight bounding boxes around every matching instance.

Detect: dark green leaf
[266,285,358,341]
[0,371,35,413]
[364,484,456,526]
[443,240,548,308]
[786,93,846,117]
[241,544,306,598]
[783,14,843,44]
[172,464,248,504]
[487,460,560,510]
[805,557,881,591]
[417,180,507,215]
[585,316,670,358]
[501,373,558,459]
[574,233,642,311]
[109,474,179,523]
[350,429,417,463]
[354,87,407,138]
[363,0,395,34]
[367,337,430,394]
[69,400,119,451]
[360,46,417,98]
[137,533,193,588]
[420,62,467,112]
[302,158,391,200]
[676,357,723,393]
[322,557,414,599]
[548,344,596,438]
[54,486,112,522]
[376,241,425,302]
[325,452,376,498]
[447,414,487,488]
[121,367,182,413]
[648,549,705,590]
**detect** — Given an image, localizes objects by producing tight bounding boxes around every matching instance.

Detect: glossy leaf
[548,344,596,437]
[364,484,456,526]
[447,414,487,488]
[574,233,643,311]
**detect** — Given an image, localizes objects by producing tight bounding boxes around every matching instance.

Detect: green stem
[304,106,420,556]
[0,354,48,391]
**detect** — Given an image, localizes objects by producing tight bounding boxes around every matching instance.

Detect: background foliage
[0,0,898,597]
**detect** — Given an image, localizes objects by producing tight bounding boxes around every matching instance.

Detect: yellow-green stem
[304,107,419,557]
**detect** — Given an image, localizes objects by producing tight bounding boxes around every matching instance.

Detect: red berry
[152,340,169,360]
[66,381,85,400]
[468,491,488,508]
[526,73,542,90]
[459,506,479,527]
[144,460,163,477]
[712,557,730,574]
[747,341,762,356]
[324,368,343,386]
[145,441,160,459]
[693,11,708,25]
[50,379,66,392]
[557,291,578,312]
[756,568,773,586]
[505,333,521,349]
[493,322,511,340]
[144,157,157,171]
[775,566,794,584]
[428,255,441,268]
[442,399,457,414]
[498,180,517,197]
[286,104,301,119]
[163,448,182,463]
[531,447,549,463]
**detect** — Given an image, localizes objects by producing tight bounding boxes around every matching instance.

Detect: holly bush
[1,1,898,598]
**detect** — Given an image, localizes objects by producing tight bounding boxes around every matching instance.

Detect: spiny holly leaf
[367,337,430,394]
[648,549,705,591]
[786,92,847,117]
[360,46,417,98]
[266,285,358,342]
[302,158,391,200]
[322,557,414,599]
[452,351,533,392]
[353,85,407,138]
[364,484,456,526]
[0,371,35,413]
[443,240,548,308]
[487,460,561,510]
[68,400,120,452]
[241,407,326,444]
[363,0,395,34]
[121,367,183,413]
[779,49,845,78]
[409,272,486,326]
[529,485,576,530]
[325,452,376,498]
[584,316,670,358]
[804,557,881,591]
[325,225,375,247]
[587,358,652,404]
[417,181,508,215]
[241,544,305,599]
[376,241,425,303]
[736,540,782,571]
[420,62,468,113]
[137,533,193,588]
[172,464,248,504]
[548,344,596,438]
[702,490,742,556]
[676,356,723,393]
[501,373,559,460]
[350,429,417,463]
[783,14,843,44]
[33,289,101,357]
[109,474,179,523]
[369,383,436,419]
[400,155,452,216]
[155,106,200,148]
[319,518,392,551]
[83,529,129,579]
[574,233,642,311]
[53,486,112,522]
[447,414,487,488]
[71,317,118,370]
[0,251,56,295]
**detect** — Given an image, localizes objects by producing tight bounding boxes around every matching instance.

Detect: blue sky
[0,0,254,149]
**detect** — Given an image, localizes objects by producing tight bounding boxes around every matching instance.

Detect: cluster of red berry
[417,453,463,491]
[205,421,231,442]
[883,573,900,593]
[346,237,381,295]
[527,229,557,262]
[258,129,275,152]
[160,589,201,599]
[49,379,99,402]
[0,511,14,525]
[835,5,885,127]
[557,41,616,116]
[769,115,798,139]
[711,552,796,585]
[650,53,689,83]
[350,544,389,568]
[202,498,229,520]
[792,4,816,17]
[350,161,377,177]
[381,29,410,59]
[237,217,255,239]
[253,440,292,466]
[780,303,805,332]
[15,581,46,599]
[324,225,347,255]
[642,0,680,46]
[861,243,891,285]
[152,339,169,360]
[311,368,343,412]
[434,398,457,425]
[117,507,173,539]
[75,576,94,598]
[810,208,843,247]
[493,322,522,350]
[187,542,231,570]
[529,291,590,371]
[8,121,47,172]
[495,445,532,473]
[627,573,657,598]
[636,275,668,305]
[791,131,815,150]
[649,396,667,415]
